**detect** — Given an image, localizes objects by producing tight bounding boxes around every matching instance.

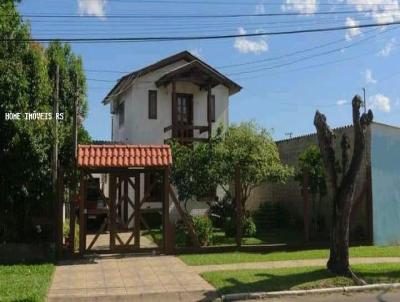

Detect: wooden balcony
[164,124,210,144]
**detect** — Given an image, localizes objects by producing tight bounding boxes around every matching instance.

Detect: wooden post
[171,80,177,138]
[134,173,141,248]
[69,190,76,255]
[163,167,173,254]
[109,174,116,250]
[302,172,310,242]
[123,175,128,225]
[56,165,64,259]
[235,165,242,247]
[79,172,86,255]
[207,82,212,140]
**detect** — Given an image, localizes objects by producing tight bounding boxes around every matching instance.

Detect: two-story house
[103,50,241,144]
[102,50,241,222]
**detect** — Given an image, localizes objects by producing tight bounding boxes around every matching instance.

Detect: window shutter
[118,101,124,128]
[148,90,157,119]
[211,95,216,122]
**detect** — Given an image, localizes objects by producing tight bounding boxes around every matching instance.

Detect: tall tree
[314,95,373,282]
[217,122,292,210]
[46,41,90,187]
[295,145,327,239]
[0,1,90,242]
[0,1,53,241]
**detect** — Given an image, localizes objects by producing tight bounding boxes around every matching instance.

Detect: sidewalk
[190,257,400,273]
[47,255,217,302]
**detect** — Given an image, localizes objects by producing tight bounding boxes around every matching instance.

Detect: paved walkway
[47,255,216,302]
[191,257,400,273]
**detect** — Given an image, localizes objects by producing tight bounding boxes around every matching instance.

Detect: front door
[176,93,193,140]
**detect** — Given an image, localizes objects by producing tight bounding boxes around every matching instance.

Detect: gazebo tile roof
[77,144,172,168]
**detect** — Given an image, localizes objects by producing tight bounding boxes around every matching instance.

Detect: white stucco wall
[111,60,230,143]
[108,60,232,223]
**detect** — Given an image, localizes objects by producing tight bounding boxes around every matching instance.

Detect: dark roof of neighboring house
[77,144,172,168]
[102,50,241,104]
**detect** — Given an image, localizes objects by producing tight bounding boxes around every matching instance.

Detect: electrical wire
[4,19,400,43]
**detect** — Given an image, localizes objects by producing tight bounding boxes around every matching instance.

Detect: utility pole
[285,132,293,139]
[52,64,60,253]
[52,65,59,192]
[70,74,79,255]
[73,76,79,159]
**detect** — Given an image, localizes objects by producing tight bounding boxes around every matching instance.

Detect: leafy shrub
[193,216,214,246]
[254,202,290,230]
[224,215,257,237]
[208,194,235,228]
[63,219,79,251]
[243,216,257,237]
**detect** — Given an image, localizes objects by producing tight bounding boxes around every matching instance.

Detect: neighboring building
[102,51,241,220]
[248,122,400,246]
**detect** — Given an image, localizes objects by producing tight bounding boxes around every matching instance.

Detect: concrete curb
[221,283,400,301]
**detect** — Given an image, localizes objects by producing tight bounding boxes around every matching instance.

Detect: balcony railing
[163,124,210,143]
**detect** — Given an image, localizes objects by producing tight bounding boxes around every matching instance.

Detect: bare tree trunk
[314,95,373,282]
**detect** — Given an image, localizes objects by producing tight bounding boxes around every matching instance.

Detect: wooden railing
[163,124,210,143]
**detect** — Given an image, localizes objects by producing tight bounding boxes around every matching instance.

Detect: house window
[210,95,216,122]
[148,90,157,119]
[118,101,124,128]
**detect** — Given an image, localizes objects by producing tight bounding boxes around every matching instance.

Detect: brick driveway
[47,255,217,301]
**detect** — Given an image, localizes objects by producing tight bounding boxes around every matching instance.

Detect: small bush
[224,215,257,237]
[193,216,214,246]
[63,219,79,251]
[243,216,257,237]
[208,194,235,228]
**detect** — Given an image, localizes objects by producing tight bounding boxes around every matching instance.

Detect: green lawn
[212,229,303,246]
[0,263,54,302]
[202,263,400,294]
[180,245,400,265]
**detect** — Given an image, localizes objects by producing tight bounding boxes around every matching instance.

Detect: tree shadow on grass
[215,267,400,295]
[353,267,400,284]
[215,269,350,294]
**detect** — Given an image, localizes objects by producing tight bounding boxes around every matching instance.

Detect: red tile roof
[77,144,172,168]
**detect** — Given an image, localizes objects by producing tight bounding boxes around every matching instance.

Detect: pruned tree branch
[314,95,373,281]
[314,111,337,193]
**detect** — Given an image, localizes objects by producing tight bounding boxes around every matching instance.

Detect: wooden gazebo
[73,143,173,255]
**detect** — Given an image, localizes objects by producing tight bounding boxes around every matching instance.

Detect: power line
[16,8,400,19]
[226,26,398,76]
[66,0,400,6]
[4,19,400,43]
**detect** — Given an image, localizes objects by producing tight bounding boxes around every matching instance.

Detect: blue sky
[18,0,400,140]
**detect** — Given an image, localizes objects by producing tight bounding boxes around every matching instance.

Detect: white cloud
[369,94,391,112]
[78,0,107,18]
[345,17,362,41]
[189,48,203,58]
[255,3,266,14]
[379,37,397,57]
[346,0,400,24]
[281,0,318,14]
[234,27,268,54]
[364,69,377,84]
[337,99,348,106]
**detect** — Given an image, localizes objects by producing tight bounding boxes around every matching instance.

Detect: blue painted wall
[371,123,400,246]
